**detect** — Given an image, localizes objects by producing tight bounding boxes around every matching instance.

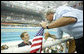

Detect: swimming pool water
[1,27,68,43]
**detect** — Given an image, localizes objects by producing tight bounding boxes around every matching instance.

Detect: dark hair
[20,32,27,39]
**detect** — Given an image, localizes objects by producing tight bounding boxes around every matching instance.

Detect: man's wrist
[46,26,49,29]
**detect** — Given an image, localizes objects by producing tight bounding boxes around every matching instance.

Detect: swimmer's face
[46,13,53,22]
[23,33,29,41]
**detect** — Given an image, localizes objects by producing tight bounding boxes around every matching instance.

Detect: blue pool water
[1,27,68,43]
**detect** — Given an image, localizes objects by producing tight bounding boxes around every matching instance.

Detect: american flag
[30,27,44,53]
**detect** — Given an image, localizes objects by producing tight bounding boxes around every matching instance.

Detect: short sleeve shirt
[53,6,83,39]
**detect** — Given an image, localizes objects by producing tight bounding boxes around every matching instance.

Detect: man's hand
[40,21,47,29]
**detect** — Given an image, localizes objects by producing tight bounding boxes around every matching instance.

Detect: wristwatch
[46,26,49,29]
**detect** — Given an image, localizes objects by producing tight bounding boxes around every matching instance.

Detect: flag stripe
[32,40,42,44]
[33,38,43,41]
[31,42,42,47]
[30,48,40,53]
[33,36,42,40]
[30,27,44,53]
[30,45,41,51]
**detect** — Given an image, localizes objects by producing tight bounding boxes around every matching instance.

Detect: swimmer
[44,32,56,41]
[18,32,32,47]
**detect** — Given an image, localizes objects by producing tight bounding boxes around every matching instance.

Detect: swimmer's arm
[48,17,77,29]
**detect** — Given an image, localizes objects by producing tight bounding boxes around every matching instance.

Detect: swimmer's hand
[40,21,47,29]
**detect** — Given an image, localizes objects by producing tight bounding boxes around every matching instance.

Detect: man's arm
[48,17,77,29]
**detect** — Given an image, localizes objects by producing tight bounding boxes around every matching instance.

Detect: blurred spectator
[1,44,9,50]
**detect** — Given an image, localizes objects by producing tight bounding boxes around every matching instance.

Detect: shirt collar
[53,13,56,21]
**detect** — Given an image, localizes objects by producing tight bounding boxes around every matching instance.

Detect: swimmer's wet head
[20,32,30,42]
[44,32,56,40]
[20,32,29,43]
[18,32,32,47]
[44,32,50,40]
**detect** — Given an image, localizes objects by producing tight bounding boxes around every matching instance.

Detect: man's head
[44,32,56,40]
[45,10,55,22]
[44,32,50,40]
[20,32,29,41]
